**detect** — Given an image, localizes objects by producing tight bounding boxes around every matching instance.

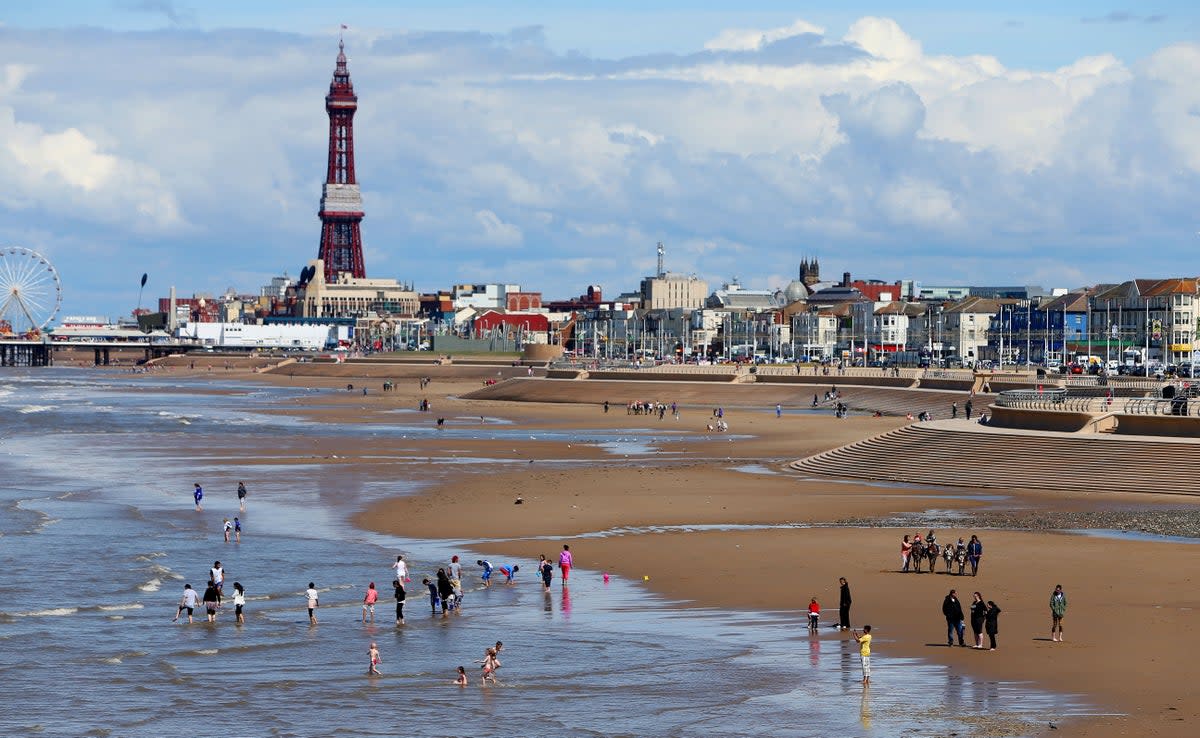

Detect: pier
[0,339,202,367]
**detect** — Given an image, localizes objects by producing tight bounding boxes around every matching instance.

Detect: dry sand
[129,358,1200,737]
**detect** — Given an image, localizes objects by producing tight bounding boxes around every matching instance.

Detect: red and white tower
[316,39,366,281]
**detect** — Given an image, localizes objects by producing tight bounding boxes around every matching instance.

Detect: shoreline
[106,360,1200,737]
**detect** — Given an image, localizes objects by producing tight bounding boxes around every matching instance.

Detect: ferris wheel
[0,246,63,336]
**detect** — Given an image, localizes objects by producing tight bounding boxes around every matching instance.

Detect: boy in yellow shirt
[852,625,872,686]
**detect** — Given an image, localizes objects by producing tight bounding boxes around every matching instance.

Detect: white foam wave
[194,649,219,656]
[103,657,123,664]
[137,578,162,592]
[18,405,55,414]
[98,603,144,612]
[149,564,182,580]
[8,607,78,617]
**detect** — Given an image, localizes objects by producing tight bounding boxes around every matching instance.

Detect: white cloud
[0,19,1198,316]
[474,209,523,245]
[844,17,922,62]
[704,19,826,52]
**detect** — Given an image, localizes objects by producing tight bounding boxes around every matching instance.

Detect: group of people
[900,531,983,576]
[941,589,1002,649]
[174,560,245,626]
[625,400,679,419]
[819,574,1068,686]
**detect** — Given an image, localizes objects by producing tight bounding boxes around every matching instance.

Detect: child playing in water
[497,564,519,585]
[808,597,821,631]
[479,647,499,683]
[362,582,378,623]
[477,559,494,587]
[223,518,232,543]
[423,577,440,613]
[454,666,468,686]
[233,517,241,543]
[368,642,381,675]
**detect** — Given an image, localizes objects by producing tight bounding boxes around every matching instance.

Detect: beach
[282,359,1197,738]
[8,357,1197,736]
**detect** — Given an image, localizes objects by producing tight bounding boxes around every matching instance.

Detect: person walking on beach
[202,580,220,623]
[392,555,409,584]
[393,579,406,625]
[807,597,821,631]
[900,535,912,572]
[839,577,852,630]
[969,591,987,648]
[951,402,958,419]
[539,554,554,591]
[174,583,199,624]
[223,518,232,543]
[437,569,455,615]
[236,481,247,511]
[776,403,783,418]
[851,625,872,686]
[943,589,966,647]
[368,642,381,675]
[232,582,246,625]
[210,561,224,600]
[1050,584,1068,642]
[362,582,379,623]
[985,600,1001,650]
[559,545,573,585]
[967,535,983,576]
[305,583,319,625]
[193,483,203,511]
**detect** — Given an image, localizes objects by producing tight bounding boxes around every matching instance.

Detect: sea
[0,368,1095,737]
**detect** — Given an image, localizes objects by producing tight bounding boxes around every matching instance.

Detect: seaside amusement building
[297,41,417,327]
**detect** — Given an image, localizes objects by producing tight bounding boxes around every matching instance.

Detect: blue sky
[1,2,1199,318]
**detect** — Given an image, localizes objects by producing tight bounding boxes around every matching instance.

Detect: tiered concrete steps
[793,420,1200,496]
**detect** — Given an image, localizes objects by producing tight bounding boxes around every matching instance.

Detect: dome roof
[784,279,809,302]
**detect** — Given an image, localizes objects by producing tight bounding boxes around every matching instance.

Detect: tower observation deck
[316,39,366,281]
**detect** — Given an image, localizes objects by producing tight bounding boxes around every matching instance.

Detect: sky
[1,2,1199,320]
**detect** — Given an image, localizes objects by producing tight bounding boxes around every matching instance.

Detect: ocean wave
[97,603,145,612]
[137,578,162,592]
[5,607,79,617]
[148,564,182,580]
[194,649,219,656]
[18,405,56,414]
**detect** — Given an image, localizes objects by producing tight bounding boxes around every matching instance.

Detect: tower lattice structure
[316,39,366,281]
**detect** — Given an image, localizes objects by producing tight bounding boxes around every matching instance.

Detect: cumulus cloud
[0,18,1197,315]
[704,19,826,52]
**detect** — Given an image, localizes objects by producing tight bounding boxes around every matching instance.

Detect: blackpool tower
[316,39,366,281]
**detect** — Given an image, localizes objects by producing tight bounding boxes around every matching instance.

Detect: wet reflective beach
[0,369,1098,736]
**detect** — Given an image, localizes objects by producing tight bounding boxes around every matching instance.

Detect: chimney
[842,272,851,287]
[169,286,177,332]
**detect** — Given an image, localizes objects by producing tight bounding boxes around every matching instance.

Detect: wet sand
[137,358,1200,737]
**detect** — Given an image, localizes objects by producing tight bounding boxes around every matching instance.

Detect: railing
[1123,397,1200,417]
[995,388,1068,405]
